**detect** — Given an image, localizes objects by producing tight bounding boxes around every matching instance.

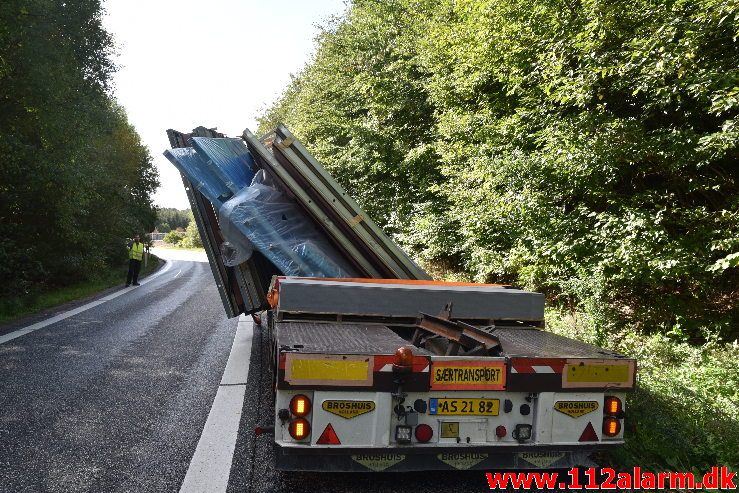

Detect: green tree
[416,0,739,337]
[261,0,739,338]
[180,212,203,248]
[156,208,191,231]
[164,230,184,246]
[0,0,158,300]
[258,0,444,239]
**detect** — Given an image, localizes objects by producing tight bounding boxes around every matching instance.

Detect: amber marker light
[604,396,623,416]
[602,417,621,437]
[395,346,414,366]
[290,394,311,417]
[393,346,414,374]
[289,418,311,440]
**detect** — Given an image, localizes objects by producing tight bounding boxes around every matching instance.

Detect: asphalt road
[0,248,516,493]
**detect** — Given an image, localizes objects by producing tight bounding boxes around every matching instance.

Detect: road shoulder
[0,257,166,337]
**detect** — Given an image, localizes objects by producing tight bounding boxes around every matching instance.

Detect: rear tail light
[290,394,311,417]
[289,418,311,440]
[495,425,507,438]
[602,417,621,437]
[604,396,622,416]
[414,424,433,443]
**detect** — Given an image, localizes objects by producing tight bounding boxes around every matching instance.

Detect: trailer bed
[275,322,433,356]
[491,327,625,359]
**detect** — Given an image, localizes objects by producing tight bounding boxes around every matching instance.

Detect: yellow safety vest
[129,242,144,261]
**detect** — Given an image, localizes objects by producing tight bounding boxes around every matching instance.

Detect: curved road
[0,248,508,492]
[0,249,238,492]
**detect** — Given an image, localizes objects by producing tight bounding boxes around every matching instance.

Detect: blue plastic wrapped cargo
[192,137,256,194]
[165,142,357,278]
[219,171,359,278]
[164,147,232,205]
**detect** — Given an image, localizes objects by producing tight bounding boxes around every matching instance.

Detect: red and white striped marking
[509,359,566,374]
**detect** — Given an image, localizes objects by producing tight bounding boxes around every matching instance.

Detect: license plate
[429,398,499,416]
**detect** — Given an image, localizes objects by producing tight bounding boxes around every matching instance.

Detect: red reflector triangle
[317,423,341,445]
[578,422,599,442]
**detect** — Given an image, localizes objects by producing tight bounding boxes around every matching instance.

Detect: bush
[164,230,184,246]
[179,213,203,249]
[547,311,739,471]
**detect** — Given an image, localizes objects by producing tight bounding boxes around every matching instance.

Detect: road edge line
[180,316,253,493]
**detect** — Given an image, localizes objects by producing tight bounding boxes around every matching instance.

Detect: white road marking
[180,316,253,493]
[0,260,172,345]
[174,269,183,279]
[220,318,254,385]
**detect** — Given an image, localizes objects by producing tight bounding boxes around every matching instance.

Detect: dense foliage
[181,213,203,249]
[547,312,739,470]
[155,208,191,232]
[260,0,739,340]
[161,212,202,249]
[0,0,158,301]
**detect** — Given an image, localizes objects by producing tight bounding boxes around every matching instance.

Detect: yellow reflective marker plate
[429,398,499,416]
[563,359,635,389]
[322,400,375,419]
[285,354,372,386]
[554,400,599,418]
[440,422,459,438]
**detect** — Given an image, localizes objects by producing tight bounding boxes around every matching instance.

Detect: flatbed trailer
[164,125,635,472]
[268,277,634,472]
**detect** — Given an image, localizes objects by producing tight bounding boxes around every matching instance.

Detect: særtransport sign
[430,360,506,390]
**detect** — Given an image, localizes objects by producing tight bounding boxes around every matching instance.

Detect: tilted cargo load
[166,125,434,316]
[165,125,635,473]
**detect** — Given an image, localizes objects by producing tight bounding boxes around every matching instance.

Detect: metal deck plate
[275,322,432,356]
[493,327,625,359]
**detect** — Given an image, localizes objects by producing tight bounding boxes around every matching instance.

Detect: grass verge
[546,310,739,472]
[154,245,205,252]
[0,254,162,325]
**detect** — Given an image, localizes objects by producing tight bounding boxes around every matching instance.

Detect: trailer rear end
[269,278,635,472]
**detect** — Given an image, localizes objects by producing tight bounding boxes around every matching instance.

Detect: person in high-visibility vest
[126,234,145,287]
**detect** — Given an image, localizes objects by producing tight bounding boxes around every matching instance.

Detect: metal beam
[180,174,241,318]
[416,313,502,354]
[274,278,545,324]
[272,125,430,280]
[242,129,383,278]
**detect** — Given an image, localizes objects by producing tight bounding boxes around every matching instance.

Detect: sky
[103,0,347,210]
